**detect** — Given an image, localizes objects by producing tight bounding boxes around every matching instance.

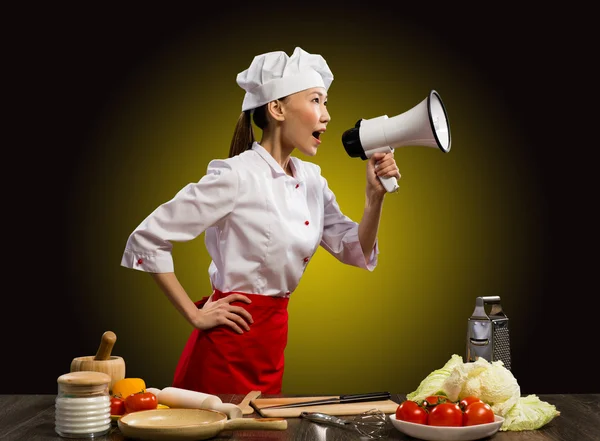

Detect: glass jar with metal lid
[55,371,112,438]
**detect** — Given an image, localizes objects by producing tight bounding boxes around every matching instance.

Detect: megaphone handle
[379,175,399,193]
[366,147,399,193]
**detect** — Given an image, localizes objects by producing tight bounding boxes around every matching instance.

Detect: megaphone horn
[342,90,451,193]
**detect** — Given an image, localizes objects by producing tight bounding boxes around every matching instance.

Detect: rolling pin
[156,387,242,419]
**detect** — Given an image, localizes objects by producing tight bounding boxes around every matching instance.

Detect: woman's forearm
[358,193,384,261]
[150,272,198,325]
[150,272,253,333]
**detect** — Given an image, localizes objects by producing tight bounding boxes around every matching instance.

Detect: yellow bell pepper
[112,378,146,398]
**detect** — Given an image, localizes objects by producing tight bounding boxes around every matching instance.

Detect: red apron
[172,290,289,394]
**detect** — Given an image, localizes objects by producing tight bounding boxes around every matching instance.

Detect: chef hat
[237,47,334,112]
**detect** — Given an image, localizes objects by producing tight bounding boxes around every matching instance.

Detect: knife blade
[258,392,391,409]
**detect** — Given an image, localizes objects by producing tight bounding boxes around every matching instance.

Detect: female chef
[120,47,400,394]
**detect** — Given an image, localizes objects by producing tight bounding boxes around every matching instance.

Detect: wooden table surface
[1,393,598,441]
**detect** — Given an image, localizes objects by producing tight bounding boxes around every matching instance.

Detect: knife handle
[339,392,391,402]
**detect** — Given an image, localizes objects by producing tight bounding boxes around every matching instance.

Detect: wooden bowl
[70,331,125,393]
[70,355,125,393]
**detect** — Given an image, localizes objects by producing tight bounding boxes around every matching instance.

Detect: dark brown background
[5,2,597,394]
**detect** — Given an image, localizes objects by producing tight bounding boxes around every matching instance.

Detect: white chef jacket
[121,142,378,297]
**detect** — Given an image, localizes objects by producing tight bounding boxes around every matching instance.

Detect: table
[1,394,598,440]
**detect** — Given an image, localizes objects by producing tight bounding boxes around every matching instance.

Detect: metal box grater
[466,296,511,370]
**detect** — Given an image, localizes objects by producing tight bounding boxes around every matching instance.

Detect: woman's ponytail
[228,110,254,158]
[228,105,269,158]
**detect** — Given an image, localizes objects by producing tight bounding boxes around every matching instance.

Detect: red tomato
[110,396,125,415]
[459,396,484,411]
[428,402,463,427]
[463,401,495,426]
[124,391,158,413]
[423,395,453,407]
[395,400,428,425]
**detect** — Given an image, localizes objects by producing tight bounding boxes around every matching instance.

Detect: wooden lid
[58,371,111,386]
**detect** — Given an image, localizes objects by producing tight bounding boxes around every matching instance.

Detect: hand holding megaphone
[342,90,451,193]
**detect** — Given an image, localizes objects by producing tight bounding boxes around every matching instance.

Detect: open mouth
[312,131,321,140]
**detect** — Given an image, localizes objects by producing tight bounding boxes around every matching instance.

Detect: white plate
[389,414,504,441]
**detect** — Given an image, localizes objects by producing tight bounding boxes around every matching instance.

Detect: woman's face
[280,87,330,156]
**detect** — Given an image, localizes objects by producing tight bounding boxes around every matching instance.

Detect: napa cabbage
[406,354,560,431]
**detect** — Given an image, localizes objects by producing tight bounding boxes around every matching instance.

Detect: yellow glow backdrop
[65,21,544,394]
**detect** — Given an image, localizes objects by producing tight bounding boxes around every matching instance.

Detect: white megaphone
[342,89,451,193]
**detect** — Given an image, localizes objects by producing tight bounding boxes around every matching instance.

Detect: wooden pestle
[95,331,117,360]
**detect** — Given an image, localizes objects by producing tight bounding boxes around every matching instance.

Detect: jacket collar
[251,142,304,182]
